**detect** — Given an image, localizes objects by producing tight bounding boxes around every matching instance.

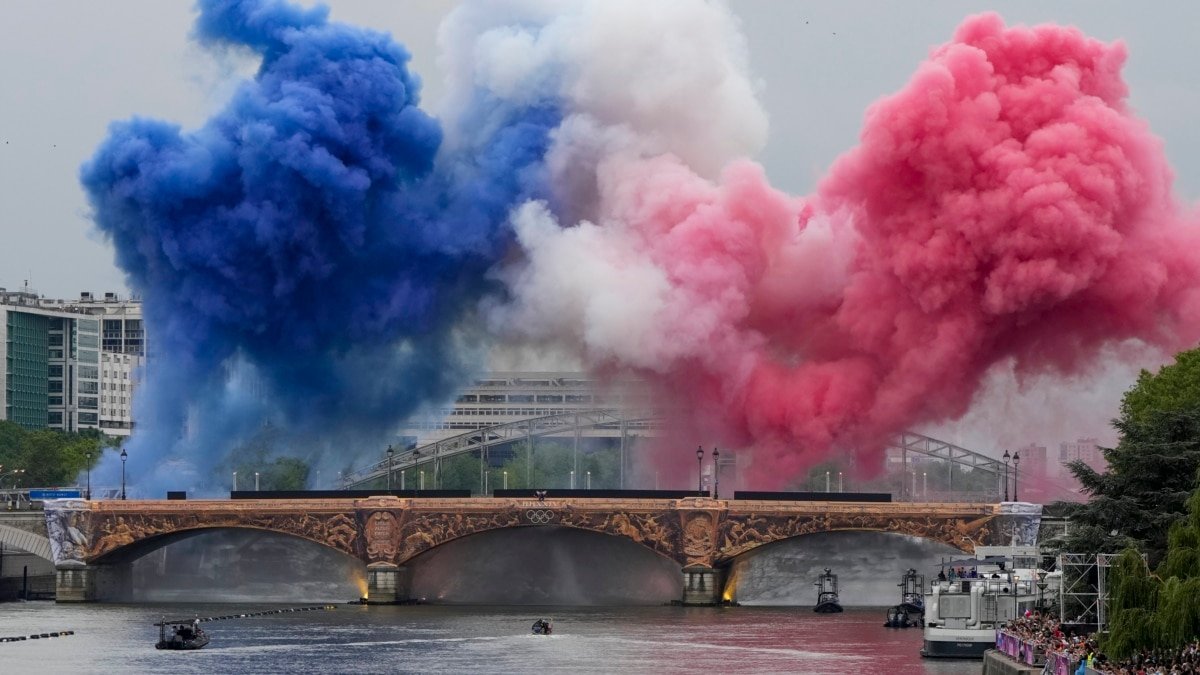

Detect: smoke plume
[84,3,1200,491]
[81,0,557,492]
[494,13,1200,485]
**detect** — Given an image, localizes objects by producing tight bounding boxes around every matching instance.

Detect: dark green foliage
[221,425,311,491]
[1058,409,1200,564]
[1104,477,1200,658]
[0,420,111,488]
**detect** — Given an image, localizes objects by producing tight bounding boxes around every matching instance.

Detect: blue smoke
[80,0,559,494]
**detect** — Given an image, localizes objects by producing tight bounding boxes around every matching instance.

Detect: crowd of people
[1002,614,1200,674]
[1095,643,1200,675]
[1004,612,1100,666]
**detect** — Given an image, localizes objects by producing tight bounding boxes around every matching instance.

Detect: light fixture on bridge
[1001,449,1011,502]
[696,446,705,496]
[120,448,128,500]
[85,451,92,500]
[713,447,720,499]
[1012,451,1020,502]
[386,444,395,492]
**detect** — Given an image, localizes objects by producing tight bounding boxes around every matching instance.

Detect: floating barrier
[0,630,76,642]
[153,605,336,626]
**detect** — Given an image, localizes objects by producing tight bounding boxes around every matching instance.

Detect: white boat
[920,545,1041,659]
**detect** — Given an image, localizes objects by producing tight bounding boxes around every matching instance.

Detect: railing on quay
[995,630,1080,675]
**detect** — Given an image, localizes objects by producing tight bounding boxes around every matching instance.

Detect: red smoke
[593,14,1200,486]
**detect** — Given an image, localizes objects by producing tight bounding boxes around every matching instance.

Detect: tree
[0,421,109,488]
[1058,347,1200,564]
[1104,482,1200,659]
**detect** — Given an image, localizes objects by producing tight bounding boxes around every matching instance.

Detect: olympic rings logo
[525,509,556,524]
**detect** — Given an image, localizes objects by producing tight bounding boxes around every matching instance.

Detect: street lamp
[400,469,406,491]
[569,470,575,489]
[120,448,128,500]
[503,470,508,490]
[922,471,927,500]
[825,470,831,493]
[85,451,92,500]
[386,444,394,491]
[838,471,843,493]
[419,469,425,490]
[233,470,238,492]
[586,470,591,490]
[1013,451,1021,501]
[713,447,720,499]
[696,446,705,495]
[255,471,260,492]
[1037,579,1048,610]
[1002,450,1011,501]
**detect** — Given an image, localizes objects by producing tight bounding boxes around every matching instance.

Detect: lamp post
[413,449,421,493]
[419,470,425,490]
[233,470,238,492]
[585,471,591,490]
[386,445,394,491]
[922,471,927,500]
[838,471,843,493]
[1013,451,1021,502]
[120,448,128,500]
[696,446,705,495]
[1037,579,1048,610]
[569,470,575,489]
[503,470,508,490]
[400,469,406,491]
[713,447,720,499]
[85,451,92,500]
[255,471,260,492]
[825,470,831,493]
[1002,450,1011,501]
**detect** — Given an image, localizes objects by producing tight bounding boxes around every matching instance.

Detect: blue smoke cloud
[80,0,559,494]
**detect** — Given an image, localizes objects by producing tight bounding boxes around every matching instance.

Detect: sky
[1,0,1198,457]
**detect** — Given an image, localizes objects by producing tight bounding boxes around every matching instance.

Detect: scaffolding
[1058,552,1137,633]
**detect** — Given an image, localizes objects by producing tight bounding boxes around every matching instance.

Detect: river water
[0,602,978,674]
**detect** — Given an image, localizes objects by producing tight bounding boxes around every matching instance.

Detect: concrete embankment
[981,649,1041,675]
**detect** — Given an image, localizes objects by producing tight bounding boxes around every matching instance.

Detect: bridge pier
[55,563,131,602]
[366,562,412,604]
[680,566,726,606]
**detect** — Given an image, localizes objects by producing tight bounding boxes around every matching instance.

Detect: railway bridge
[44,496,1041,604]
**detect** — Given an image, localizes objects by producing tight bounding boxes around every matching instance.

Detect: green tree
[1121,349,1200,426]
[0,421,109,488]
[1057,349,1200,563]
[1059,408,1200,563]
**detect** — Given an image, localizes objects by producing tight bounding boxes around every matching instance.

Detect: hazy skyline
[2,1,1197,298]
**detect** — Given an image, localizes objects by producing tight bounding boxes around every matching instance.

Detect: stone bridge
[44,497,1041,604]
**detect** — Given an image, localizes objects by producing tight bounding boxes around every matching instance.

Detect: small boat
[155,619,210,650]
[812,568,843,613]
[532,618,553,635]
[898,568,925,615]
[884,605,917,628]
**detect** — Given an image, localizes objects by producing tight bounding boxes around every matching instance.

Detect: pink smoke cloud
[500,13,1200,487]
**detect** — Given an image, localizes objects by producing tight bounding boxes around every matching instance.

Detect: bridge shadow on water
[121,529,365,603]
[109,527,961,606]
[727,531,960,606]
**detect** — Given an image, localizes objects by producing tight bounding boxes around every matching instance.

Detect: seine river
[0,602,978,674]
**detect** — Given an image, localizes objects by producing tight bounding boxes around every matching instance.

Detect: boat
[885,568,926,627]
[920,545,1040,659]
[884,605,918,628]
[532,618,553,635]
[155,619,209,650]
[898,568,925,614]
[812,568,843,613]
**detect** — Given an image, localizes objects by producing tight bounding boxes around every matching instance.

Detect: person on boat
[937,570,946,582]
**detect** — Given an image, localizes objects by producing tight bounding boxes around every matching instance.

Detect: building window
[49,380,63,393]
[49,349,64,359]
[49,396,63,406]
[48,412,63,425]
[49,365,63,377]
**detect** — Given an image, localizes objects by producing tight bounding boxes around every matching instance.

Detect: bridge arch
[401,524,684,604]
[373,503,689,567]
[0,522,53,562]
[87,523,360,566]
